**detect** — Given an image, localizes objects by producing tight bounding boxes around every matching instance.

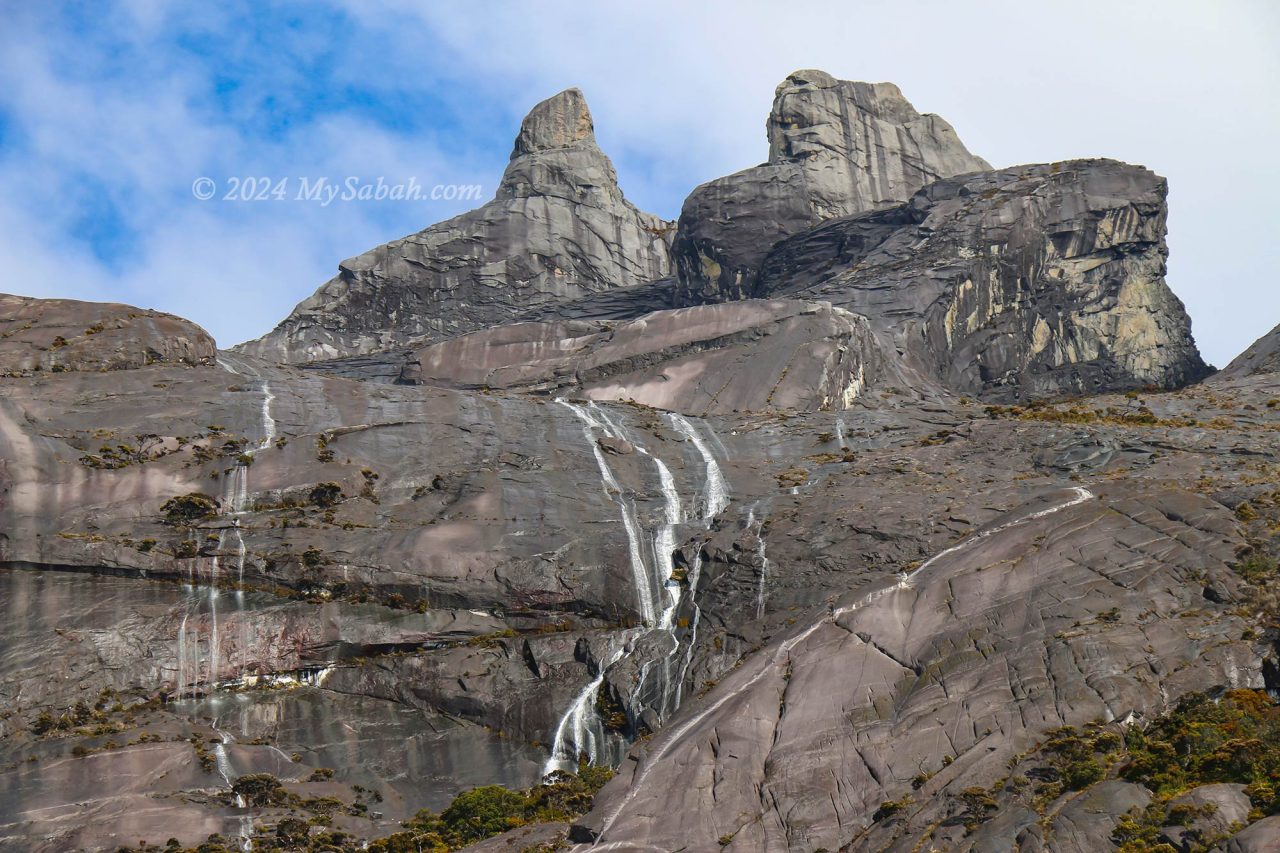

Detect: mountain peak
[512,87,595,157]
[768,72,925,162]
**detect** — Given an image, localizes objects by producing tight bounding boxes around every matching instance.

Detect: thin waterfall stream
[544,402,732,774]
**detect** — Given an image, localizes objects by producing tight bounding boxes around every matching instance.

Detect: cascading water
[542,638,630,775]
[593,487,1097,845]
[746,507,770,621]
[174,359,278,700]
[543,402,735,775]
[213,721,254,851]
[558,401,660,624]
[667,414,729,518]
[656,413,732,718]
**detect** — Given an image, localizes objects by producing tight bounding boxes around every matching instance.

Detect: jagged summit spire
[511,87,595,157]
[236,84,670,364]
[768,71,930,162]
[672,70,991,304]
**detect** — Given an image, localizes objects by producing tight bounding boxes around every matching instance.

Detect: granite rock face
[755,159,1211,399]
[1221,321,1280,378]
[4,70,1278,852]
[237,89,672,363]
[401,299,883,415]
[4,331,1280,850]
[672,70,990,304]
[0,293,215,374]
[578,483,1261,851]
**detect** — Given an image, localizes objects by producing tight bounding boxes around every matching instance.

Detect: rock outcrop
[3,69,1277,853]
[577,484,1259,851]
[237,89,672,363]
[401,299,883,415]
[755,159,1211,399]
[1221,321,1280,378]
[672,70,990,304]
[0,293,215,374]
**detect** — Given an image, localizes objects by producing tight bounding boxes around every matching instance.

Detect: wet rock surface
[401,299,882,415]
[4,73,1280,852]
[4,351,1280,849]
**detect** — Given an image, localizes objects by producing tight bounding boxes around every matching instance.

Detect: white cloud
[1,0,1276,363]
[355,0,1280,365]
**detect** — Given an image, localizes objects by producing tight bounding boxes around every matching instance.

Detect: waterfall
[671,551,704,712]
[747,509,770,621]
[651,457,683,632]
[557,401,659,624]
[542,640,629,776]
[594,487,1097,844]
[191,359,276,693]
[667,414,729,517]
[213,722,254,851]
[225,377,274,674]
[208,558,220,688]
[545,402,735,774]
[177,612,189,699]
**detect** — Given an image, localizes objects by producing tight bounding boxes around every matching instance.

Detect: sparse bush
[309,482,344,508]
[160,492,219,524]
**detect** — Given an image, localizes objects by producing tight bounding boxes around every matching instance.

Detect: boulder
[1222,815,1280,852]
[1159,783,1253,852]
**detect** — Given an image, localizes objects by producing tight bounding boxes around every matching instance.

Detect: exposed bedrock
[237,88,672,363]
[754,159,1211,400]
[0,292,216,374]
[671,69,990,305]
[1220,321,1280,379]
[577,485,1260,851]
[400,299,886,415]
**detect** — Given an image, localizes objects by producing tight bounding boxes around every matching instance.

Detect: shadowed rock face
[401,299,884,415]
[3,341,1280,850]
[5,73,1280,851]
[756,159,1211,399]
[1221,322,1280,378]
[236,89,672,364]
[577,484,1259,851]
[0,293,216,374]
[672,70,990,304]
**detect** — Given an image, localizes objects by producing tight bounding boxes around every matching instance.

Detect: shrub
[1121,689,1280,813]
[232,773,289,807]
[437,786,527,843]
[308,482,344,508]
[388,760,613,850]
[160,492,219,524]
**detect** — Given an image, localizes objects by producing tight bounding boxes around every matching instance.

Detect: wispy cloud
[1,1,1277,363]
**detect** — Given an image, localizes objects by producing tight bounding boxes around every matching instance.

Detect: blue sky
[1,1,1277,366]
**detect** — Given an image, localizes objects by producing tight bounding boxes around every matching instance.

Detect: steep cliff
[756,159,1211,399]
[1221,322,1280,378]
[671,70,990,304]
[237,89,672,363]
[3,71,1276,853]
[401,299,885,415]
